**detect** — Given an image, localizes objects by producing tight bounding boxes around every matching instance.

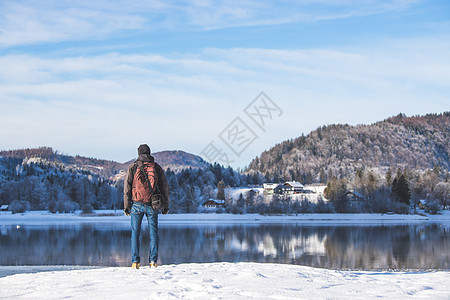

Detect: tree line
[0,158,121,213]
[0,157,265,213]
[1,153,448,215]
[323,166,449,214]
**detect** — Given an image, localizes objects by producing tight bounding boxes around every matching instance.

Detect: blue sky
[0,0,449,168]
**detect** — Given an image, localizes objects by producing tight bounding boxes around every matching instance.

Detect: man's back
[124,153,169,213]
[124,144,169,269]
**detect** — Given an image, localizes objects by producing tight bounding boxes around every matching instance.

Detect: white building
[283,181,305,194]
[202,199,225,209]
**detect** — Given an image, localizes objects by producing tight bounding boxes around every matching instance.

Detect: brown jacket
[123,154,169,211]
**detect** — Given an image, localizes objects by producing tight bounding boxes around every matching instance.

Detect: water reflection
[0,224,448,270]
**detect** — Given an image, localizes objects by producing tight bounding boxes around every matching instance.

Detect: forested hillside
[152,150,210,171]
[0,147,125,179]
[247,112,450,183]
[0,148,259,213]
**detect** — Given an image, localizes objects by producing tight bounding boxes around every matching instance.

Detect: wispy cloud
[0,35,448,164]
[0,0,148,47]
[0,0,421,47]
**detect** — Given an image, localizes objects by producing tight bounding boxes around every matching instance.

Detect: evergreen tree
[217,180,225,200]
[392,174,411,205]
[236,193,245,210]
[319,168,327,183]
[97,184,112,209]
[385,169,392,186]
[245,190,256,207]
[325,177,349,212]
[333,182,349,213]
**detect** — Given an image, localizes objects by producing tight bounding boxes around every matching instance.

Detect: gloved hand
[124,208,131,216]
[162,208,169,215]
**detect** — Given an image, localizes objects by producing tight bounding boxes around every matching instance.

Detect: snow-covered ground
[0,262,449,299]
[1,211,449,299]
[1,210,450,226]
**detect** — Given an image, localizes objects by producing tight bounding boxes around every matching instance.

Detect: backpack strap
[137,161,159,194]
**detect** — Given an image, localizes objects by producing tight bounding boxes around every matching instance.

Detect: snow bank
[2,210,449,226]
[0,263,448,299]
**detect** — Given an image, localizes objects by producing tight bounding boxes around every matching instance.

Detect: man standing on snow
[124,144,169,269]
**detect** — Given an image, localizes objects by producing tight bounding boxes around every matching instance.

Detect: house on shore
[202,199,225,209]
[343,190,366,207]
[418,199,428,210]
[263,183,280,194]
[263,181,308,195]
[282,181,305,194]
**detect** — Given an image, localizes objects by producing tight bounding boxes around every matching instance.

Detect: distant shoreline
[1,210,449,226]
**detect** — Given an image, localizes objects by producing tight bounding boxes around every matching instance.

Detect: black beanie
[138,144,151,156]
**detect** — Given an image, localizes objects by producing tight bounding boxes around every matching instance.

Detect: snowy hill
[247,112,450,183]
[0,147,209,181]
[0,147,125,179]
[123,150,209,172]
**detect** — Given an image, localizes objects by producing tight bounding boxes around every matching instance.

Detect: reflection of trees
[324,225,449,269]
[0,224,130,266]
[392,227,411,265]
[0,224,448,269]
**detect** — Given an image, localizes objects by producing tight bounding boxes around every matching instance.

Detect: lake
[1,223,449,270]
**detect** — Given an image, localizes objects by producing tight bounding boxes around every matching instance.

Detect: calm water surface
[1,223,449,270]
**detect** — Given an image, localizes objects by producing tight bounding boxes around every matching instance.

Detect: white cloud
[0,0,421,47]
[0,1,147,47]
[0,35,449,165]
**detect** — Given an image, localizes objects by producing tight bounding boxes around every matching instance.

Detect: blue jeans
[131,202,159,264]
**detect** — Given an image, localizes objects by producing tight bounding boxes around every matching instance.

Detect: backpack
[132,161,158,205]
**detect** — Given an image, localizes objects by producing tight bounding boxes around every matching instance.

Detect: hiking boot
[131,262,140,269]
[150,261,157,268]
